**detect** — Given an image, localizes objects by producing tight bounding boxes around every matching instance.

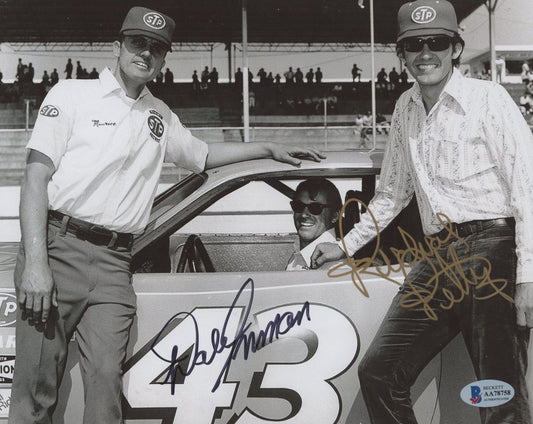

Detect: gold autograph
[327,198,514,320]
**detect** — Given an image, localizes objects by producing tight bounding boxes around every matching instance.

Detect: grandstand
[1,76,531,186]
[0,0,509,189]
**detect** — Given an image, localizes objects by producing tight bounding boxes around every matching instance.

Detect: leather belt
[48,210,133,250]
[433,217,515,239]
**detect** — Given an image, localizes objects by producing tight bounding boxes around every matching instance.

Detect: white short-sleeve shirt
[27,67,208,234]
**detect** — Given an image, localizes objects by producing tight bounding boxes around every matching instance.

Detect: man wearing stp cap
[311,0,532,422]
[9,6,324,424]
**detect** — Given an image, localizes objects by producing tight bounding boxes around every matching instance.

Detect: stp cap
[120,6,175,51]
[397,0,458,42]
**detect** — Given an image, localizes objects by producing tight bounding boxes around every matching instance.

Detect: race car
[0,150,529,423]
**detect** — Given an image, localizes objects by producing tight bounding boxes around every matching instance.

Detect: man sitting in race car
[286,178,342,270]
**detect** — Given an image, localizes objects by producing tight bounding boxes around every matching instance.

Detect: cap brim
[397,28,456,42]
[121,29,172,52]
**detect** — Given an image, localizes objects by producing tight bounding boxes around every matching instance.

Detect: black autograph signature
[328,198,513,320]
[150,278,311,393]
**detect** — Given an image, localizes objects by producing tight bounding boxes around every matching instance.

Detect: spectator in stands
[353,112,365,137]
[389,67,399,89]
[201,66,209,84]
[495,56,505,83]
[235,67,243,86]
[327,94,338,113]
[306,68,314,84]
[295,67,304,85]
[192,70,200,91]
[522,61,530,85]
[284,67,294,84]
[266,72,274,85]
[286,178,342,271]
[164,67,174,84]
[376,112,389,134]
[315,67,323,83]
[519,90,533,115]
[399,68,408,86]
[89,68,99,79]
[16,58,25,82]
[351,63,362,82]
[248,69,254,84]
[257,68,267,84]
[209,67,218,86]
[249,90,256,109]
[27,63,35,83]
[274,73,281,85]
[155,70,163,84]
[358,111,373,148]
[64,58,73,79]
[76,61,83,79]
[376,67,388,92]
[50,68,59,85]
[0,69,3,83]
[41,70,50,86]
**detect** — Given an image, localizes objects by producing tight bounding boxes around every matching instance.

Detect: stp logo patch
[40,105,59,117]
[147,114,164,141]
[143,12,166,29]
[411,6,436,24]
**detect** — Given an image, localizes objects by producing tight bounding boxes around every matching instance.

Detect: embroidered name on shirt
[147,113,164,142]
[92,120,117,127]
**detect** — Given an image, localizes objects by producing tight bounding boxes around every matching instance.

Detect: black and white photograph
[0,0,532,423]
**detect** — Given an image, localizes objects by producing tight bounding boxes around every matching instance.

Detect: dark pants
[10,223,136,424]
[359,220,531,424]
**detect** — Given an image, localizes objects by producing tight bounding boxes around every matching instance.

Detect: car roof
[204,150,384,182]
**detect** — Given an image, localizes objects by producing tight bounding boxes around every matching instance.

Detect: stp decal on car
[0,294,17,328]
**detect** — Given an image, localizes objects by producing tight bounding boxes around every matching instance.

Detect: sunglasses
[124,36,168,57]
[401,36,452,53]
[290,200,331,215]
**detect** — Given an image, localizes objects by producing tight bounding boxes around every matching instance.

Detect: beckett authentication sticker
[461,380,515,408]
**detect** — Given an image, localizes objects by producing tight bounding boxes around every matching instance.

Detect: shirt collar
[292,228,337,268]
[402,68,467,114]
[99,67,151,100]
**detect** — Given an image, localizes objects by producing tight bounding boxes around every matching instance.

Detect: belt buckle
[88,225,110,237]
[81,225,111,246]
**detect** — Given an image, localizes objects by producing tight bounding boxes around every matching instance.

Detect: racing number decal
[124,308,239,423]
[123,304,358,423]
[230,305,359,424]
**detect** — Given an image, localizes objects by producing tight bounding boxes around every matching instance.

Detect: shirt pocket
[434,137,496,182]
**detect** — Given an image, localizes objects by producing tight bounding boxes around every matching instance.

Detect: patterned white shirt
[340,69,533,284]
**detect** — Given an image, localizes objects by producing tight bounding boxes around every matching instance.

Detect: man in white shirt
[10,6,323,424]
[312,1,532,423]
[286,178,342,271]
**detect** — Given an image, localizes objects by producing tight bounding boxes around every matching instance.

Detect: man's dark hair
[294,178,342,213]
[396,34,465,68]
